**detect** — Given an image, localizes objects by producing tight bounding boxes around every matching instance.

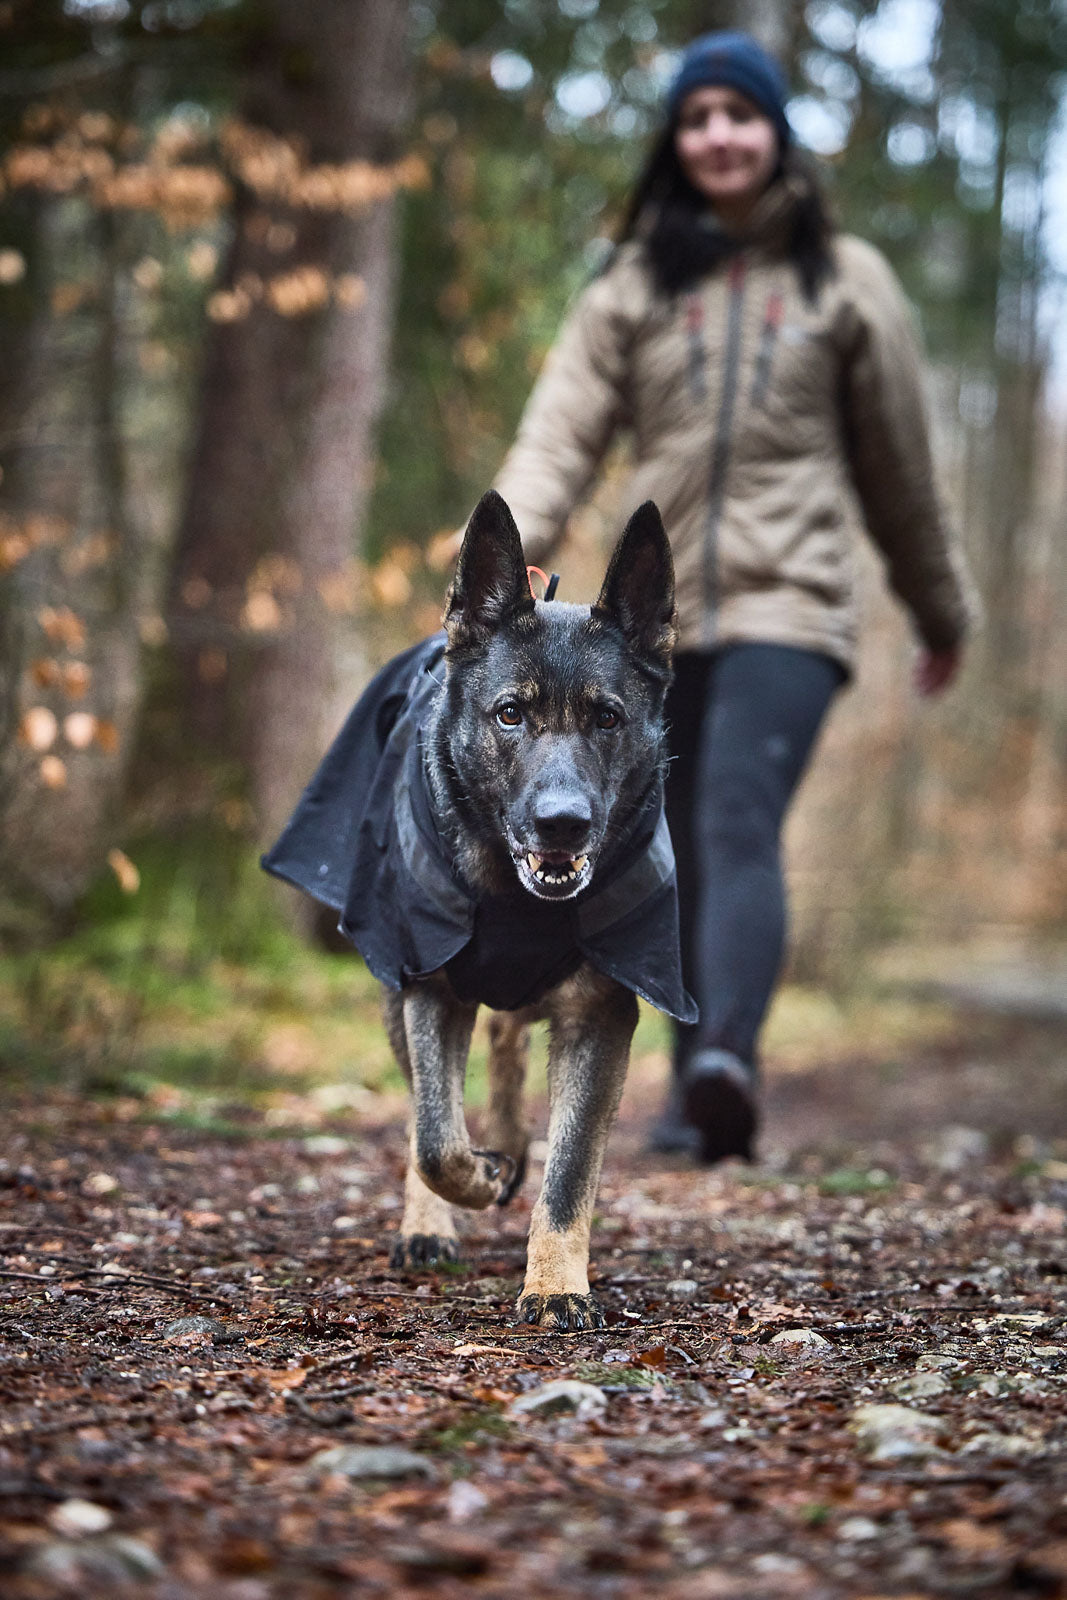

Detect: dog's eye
[595,707,621,730]
[496,703,523,728]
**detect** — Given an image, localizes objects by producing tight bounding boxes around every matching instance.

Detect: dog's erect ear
[594,501,676,670]
[444,491,533,654]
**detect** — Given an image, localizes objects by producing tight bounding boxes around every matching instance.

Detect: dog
[264,491,694,1330]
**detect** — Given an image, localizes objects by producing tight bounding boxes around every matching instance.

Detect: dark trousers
[665,643,846,1073]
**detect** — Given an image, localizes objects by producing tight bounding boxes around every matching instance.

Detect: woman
[487,32,977,1163]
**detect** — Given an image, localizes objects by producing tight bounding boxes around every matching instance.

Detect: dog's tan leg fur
[517,966,637,1331]
[482,1012,530,1202]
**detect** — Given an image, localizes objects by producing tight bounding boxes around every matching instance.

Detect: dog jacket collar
[263,635,697,1022]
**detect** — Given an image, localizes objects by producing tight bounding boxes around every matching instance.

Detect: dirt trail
[2,1012,1066,1598]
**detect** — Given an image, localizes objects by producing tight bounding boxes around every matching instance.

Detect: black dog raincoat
[263,636,697,1022]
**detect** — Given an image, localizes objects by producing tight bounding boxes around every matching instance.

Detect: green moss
[799,1502,831,1527]
[429,1407,512,1452]
[817,1167,893,1197]
[574,1361,658,1389]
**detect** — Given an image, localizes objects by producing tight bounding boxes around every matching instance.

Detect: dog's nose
[533,793,592,851]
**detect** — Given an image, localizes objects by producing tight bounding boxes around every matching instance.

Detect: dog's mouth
[515,847,594,900]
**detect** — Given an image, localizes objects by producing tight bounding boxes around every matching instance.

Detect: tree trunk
[169,0,411,843]
[695,0,794,61]
[0,199,151,915]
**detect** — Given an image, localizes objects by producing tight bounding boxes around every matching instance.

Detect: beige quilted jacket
[494,183,978,668]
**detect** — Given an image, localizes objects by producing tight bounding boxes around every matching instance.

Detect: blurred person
[477,32,978,1162]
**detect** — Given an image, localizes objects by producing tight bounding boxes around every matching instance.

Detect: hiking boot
[646,1071,702,1156]
[681,1048,758,1165]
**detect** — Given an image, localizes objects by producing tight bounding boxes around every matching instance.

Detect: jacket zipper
[703,257,747,645]
[685,294,707,401]
[750,291,783,409]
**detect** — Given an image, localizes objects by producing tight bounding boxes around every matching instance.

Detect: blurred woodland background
[1,0,1065,1100]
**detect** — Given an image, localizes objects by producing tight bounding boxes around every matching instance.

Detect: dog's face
[439,492,676,900]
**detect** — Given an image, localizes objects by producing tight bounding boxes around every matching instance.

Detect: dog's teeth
[523,848,590,889]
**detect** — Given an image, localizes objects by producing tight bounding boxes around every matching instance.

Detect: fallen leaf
[20,706,58,751]
[183,1210,223,1229]
[634,1345,667,1369]
[938,1519,1009,1559]
[107,848,140,894]
[265,1369,307,1391]
[63,711,97,749]
[39,755,67,788]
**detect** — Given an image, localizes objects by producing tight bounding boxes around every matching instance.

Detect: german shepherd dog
[265,490,682,1331]
[381,493,680,1331]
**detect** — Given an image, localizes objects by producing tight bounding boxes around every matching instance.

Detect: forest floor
[2,1000,1066,1599]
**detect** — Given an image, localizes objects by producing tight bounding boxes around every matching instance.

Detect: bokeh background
[2,0,1065,1119]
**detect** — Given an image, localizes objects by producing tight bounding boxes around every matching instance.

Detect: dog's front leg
[383,986,461,1268]
[403,973,512,1213]
[517,968,638,1331]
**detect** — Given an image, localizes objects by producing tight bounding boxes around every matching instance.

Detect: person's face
[674,85,780,215]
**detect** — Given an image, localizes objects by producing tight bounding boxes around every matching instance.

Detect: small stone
[837,1516,880,1542]
[164,1315,229,1343]
[752,1553,807,1575]
[308,1084,374,1113]
[509,1380,607,1421]
[770,1328,831,1348]
[82,1172,119,1197]
[930,1124,989,1173]
[332,1215,358,1232]
[48,1499,113,1537]
[959,1429,1044,1458]
[666,1278,700,1299]
[849,1403,942,1461]
[305,1445,434,1482]
[446,1480,489,1522]
[295,1174,321,1194]
[335,1163,369,1183]
[302,1135,351,1157]
[25,1535,164,1584]
[892,1369,951,1400]
[697,1407,727,1430]
[249,1183,282,1202]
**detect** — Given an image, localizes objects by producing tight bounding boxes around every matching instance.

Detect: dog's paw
[416,1148,514,1209]
[389,1233,460,1271]
[515,1292,605,1332]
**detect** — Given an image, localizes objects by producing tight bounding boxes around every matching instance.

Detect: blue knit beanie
[666,31,791,147]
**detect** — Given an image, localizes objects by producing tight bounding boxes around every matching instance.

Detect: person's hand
[426,528,464,572]
[914,644,961,697]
